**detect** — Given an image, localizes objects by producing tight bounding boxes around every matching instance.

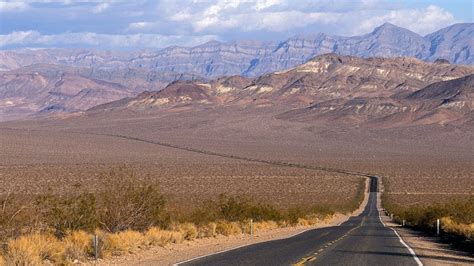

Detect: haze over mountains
[1,23,472,76]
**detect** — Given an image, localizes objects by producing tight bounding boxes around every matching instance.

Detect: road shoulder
[380,212,474,265]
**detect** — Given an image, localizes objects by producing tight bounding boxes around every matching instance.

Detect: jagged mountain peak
[373,22,404,32]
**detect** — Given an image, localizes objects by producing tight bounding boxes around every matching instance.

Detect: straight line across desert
[0,1,473,265]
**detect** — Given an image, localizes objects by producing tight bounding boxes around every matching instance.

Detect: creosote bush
[98,168,169,232]
[36,192,97,238]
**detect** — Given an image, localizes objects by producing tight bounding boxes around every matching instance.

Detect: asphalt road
[179,177,422,266]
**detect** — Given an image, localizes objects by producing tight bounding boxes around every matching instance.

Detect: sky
[0,0,472,50]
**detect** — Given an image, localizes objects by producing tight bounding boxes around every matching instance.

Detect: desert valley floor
[1,104,472,214]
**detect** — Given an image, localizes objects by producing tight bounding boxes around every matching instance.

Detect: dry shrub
[101,230,147,257]
[215,221,242,236]
[198,223,217,238]
[36,193,97,238]
[145,227,174,246]
[179,223,198,241]
[189,194,283,225]
[98,168,169,233]
[5,233,64,265]
[0,193,36,241]
[0,254,5,266]
[441,217,474,240]
[63,230,93,262]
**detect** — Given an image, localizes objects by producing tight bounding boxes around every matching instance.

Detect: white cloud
[92,2,110,13]
[169,11,192,22]
[254,0,281,11]
[192,9,342,32]
[354,5,456,35]
[127,21,153,30]
[0,31,220,49]
[0,1,29,11]
[0,0,463,50]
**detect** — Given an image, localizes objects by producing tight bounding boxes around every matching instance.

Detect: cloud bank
[0,0,468,49]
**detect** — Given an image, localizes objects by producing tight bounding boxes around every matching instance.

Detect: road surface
[179,177,422,266]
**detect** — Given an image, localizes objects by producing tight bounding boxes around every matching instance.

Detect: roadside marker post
[250,219,254,238]
[402,220,405,227]
[436,219,440,236]
[93,234,99,260]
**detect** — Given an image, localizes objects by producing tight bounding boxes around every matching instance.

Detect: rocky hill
[0,64,202,120]
[90,54,474,128]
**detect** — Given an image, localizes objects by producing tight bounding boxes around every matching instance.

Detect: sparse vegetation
[383,195,474,241]
[0,167,365,263]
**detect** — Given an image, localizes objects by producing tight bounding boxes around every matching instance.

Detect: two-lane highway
[179,177,422,266]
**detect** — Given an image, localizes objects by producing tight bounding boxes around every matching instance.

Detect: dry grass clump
[197,222,217,238]
[4,233,64,265]
[178,222,198,241]
[242,220,279,234]
[145,227,173,246]
[63,230,94,262]
[441,217,474,240]
[215,221,242,236]
[100,230,147,257]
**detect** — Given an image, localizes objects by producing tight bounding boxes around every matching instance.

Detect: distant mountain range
[0,23,472,79]
[90,54,474,128]
[1,53,473,127]
[0,23,473,123]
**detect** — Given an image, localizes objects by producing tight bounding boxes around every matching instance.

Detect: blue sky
[0,0,472,50]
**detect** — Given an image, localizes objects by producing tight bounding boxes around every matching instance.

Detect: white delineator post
[436,219,440,236]
[250,219,253,238]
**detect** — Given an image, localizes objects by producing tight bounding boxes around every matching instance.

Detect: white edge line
[390,227,423,266]
[378,204,423,266]
[173,242,253,265]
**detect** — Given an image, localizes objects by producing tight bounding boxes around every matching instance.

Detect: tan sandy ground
[92,178,370,266]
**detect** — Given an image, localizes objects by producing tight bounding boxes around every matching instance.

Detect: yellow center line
[292,210,369,265]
